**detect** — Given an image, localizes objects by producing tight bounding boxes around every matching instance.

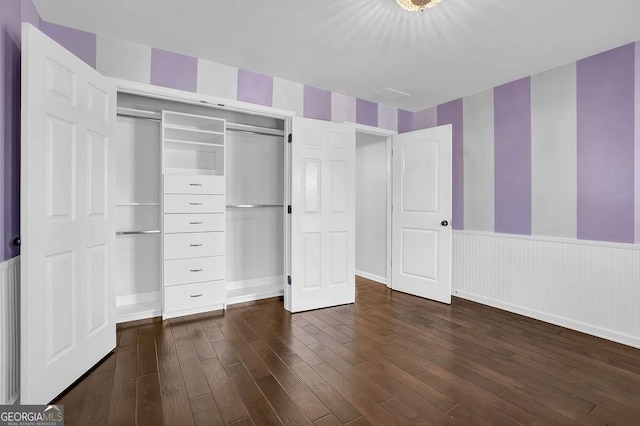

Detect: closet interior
[115,92,286,322]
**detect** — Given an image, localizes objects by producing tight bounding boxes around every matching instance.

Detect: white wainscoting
[453,231,640,349]
[0,256,20,404]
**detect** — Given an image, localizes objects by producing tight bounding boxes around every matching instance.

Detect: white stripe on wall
[96,35,151,84]
[453,231,640,349]
[462,89,494,231]
[377,104,398,132]
[331,92,356,124]
[273,77,304,117]
[531,63,577,238]
[196,58,238,100]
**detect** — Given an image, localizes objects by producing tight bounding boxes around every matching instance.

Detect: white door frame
[107,78,296,306]
[350,123,396,288]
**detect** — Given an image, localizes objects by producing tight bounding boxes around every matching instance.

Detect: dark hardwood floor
[59,277,640,425]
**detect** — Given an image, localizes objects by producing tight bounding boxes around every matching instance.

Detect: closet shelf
[163,167,220,176]
[116,202,160,207]
[164,126,225,144]
[164,139,224,151]
[226,122,285,137]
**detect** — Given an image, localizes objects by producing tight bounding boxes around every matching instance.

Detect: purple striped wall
[303,85,331,121]
[40,21,96,68]
[356,98,378,127]
[577,44,635,243]
[437,100,464,230]
[0,0,38,262]
[416,106,437,130]
[237,69,274,107]
[494,78,532,235]
[398,109,416,134]
[150,48,198,93]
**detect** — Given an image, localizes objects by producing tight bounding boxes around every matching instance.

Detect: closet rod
[116,230,161,236]
[226,204,284,209]
[117,112,161,122]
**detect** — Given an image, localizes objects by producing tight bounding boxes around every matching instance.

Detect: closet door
[288,118,355,312]
[20,24,117,403]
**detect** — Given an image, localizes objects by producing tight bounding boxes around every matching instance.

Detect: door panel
[288,118,355,312]
[21,23,117,404]
[392,126,452,304]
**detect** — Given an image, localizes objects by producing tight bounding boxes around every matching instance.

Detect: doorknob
[441,220,449,227]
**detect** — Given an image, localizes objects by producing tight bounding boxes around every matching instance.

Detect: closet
[114,93,286,322]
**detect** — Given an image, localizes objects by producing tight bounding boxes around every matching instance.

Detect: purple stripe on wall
[237,69,273,107]
[21,0,41,30]
[40,21,96,68]
[415,106,437,130]
[150,48,197,93]
[356,98,378,127]
[397,109,416,134]
[0,0,23,261]
[303,85,331,121]
[438,99,464,230]
[494,78,532,235]
[577,44,635,243]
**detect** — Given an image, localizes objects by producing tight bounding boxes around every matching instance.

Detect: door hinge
[287,205,292,214]
[288,133,292,143]
[287,275,292,285]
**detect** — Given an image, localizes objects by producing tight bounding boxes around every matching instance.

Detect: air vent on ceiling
[373,87,411,101]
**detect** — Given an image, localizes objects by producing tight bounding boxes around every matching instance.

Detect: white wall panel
[531,63,577,238]
[0,257,20,404]
[196,59,238,100]
[331,92,356,124]
[453,231,640,348]
[96,35,151,83]
[273,77,303,116]
[462,90,494,231]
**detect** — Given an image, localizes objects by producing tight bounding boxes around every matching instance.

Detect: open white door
[288,118,355,312]
[392,125,452,304]
[20,24,117,404]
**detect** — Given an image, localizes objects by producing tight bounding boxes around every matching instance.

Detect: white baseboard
[226,275,284,306]
[355,270,388,285]
[454,290,640,349]
[453,230,640,349]
[116,290,160,307]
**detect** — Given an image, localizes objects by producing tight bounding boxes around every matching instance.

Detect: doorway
[355,126,394,287]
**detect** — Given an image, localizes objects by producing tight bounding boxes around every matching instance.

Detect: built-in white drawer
[164,175,224,195]
[164,256,225,286]
[164,280,226,313]
[164,213,224,233]
[164,194,225,213]
[164,232,225,260]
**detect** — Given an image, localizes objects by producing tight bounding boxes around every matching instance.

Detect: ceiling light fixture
[396,0,443,12]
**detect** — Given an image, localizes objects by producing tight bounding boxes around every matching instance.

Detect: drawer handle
[189,221,203,225]
[189,202,203,206]
[190,269,203,273]
[189,183,203,187]
[190,294,203,298]
[190,244,203,247]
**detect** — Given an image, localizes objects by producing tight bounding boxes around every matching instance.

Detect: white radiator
[453,231,640,349]
[0,256,20,404]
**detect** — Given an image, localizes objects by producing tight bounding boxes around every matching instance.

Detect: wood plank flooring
[58,277,640,425]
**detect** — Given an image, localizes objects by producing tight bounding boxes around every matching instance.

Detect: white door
[287,118,355,312]
[392,125,452,303]
[20,24,117,404]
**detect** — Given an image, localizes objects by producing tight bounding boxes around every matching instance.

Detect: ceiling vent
[373,87,411,101]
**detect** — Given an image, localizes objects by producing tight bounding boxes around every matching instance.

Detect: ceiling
[33,0,640,111]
